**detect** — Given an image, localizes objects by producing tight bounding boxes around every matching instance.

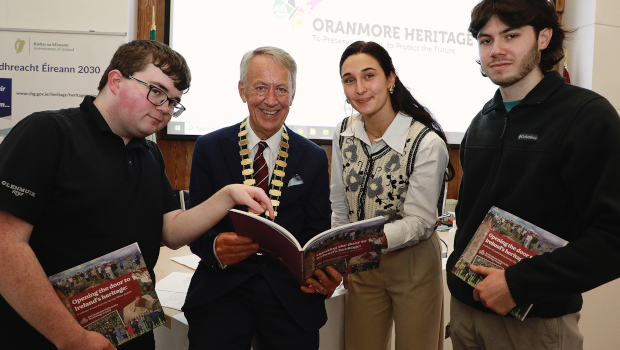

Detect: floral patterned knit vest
[338,114,430,223]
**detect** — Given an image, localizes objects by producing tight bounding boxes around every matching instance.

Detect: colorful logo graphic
[0,78,12,118]
[297,127,304,135]
[322,129,329,136]
[15,38,25,54]
[273,0,323,28]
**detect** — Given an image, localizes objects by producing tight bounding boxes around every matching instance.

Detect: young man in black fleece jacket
[446,1,620,349]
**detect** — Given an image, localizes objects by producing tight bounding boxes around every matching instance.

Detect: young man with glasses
[126,75,186,117]
[0,40,274,350]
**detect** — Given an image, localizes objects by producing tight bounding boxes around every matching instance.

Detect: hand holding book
[214,231,259,266]
[469,265,517,315]
[300,266,342,298]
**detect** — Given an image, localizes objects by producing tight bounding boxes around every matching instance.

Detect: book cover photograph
[48,243,166,346]
[302,219,383,279]
[229,209,385,285]
[451,206,568,320]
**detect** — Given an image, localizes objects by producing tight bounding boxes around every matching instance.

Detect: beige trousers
[450,297,583,350]
[344,232,444,350]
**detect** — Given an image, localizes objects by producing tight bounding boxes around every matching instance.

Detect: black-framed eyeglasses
[127,75,186,118]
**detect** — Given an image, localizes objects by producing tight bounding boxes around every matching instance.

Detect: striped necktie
[253,141,269,192]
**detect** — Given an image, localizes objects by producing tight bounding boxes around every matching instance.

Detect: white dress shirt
[246,122,285,180]
[330,113,449,252]
[214,121,285,268]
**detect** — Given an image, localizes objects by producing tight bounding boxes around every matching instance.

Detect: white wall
[564,0,620,114]
[591,1,620,111]
[558,1,620,349]
[0,0,129,32]
[127,0,138,41]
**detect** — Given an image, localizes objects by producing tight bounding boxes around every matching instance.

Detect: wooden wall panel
[158,139,194,190]
[137,0,166,42]
[556,0,565,22]
[447,148,462,200]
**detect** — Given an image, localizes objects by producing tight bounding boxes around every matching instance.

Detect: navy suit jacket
[183,122,331,332]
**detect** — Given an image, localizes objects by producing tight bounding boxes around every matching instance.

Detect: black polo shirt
[0,96,180,349]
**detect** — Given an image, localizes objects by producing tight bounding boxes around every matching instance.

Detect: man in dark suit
[183,47,341,350]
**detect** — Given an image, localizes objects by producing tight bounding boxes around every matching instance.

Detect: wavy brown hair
[98,40,191,92]
[469,0,567,73]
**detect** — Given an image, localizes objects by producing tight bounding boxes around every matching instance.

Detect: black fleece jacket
[447,71,620,318]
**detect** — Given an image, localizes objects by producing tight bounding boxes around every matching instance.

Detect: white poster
[0,31,127,141]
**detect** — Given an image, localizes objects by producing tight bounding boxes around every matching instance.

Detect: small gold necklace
[364,125,384,140]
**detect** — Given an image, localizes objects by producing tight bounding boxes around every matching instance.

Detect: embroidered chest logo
[518,134,538,141]
[2,180,36,197]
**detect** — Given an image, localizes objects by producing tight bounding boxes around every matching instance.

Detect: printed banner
[0,31,126,141]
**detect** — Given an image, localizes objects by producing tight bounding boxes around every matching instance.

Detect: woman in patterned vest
[331,41,454,350]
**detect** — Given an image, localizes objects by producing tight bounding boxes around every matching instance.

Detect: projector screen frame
[159,0,493,148]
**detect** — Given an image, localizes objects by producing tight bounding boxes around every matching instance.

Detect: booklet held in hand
[229,209,385,285]
[48,243,165,346]
[451,206,568,320]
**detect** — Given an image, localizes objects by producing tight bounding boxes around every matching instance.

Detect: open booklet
[229,209,385,285]
[451,206,568,320]
[47,243,165,346]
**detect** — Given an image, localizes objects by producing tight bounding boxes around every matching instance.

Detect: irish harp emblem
[15,38,25,54]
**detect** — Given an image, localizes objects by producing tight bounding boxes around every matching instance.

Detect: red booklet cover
[229,209,385,285]
[451,206,568,320]
[48,243,164,346]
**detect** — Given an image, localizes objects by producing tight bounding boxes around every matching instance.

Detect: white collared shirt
[330,112,449,251]
[246,121,285,180]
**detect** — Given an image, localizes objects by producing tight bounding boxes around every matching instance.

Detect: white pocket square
[288,174,304,187]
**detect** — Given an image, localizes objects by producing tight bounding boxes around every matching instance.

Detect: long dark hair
[339,41,454,181]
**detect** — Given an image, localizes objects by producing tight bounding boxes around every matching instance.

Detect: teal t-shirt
[504,100,521,113]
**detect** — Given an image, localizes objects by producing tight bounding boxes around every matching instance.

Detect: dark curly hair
[339,41,454,182]
[98,40,191,92]
[469,0,567,73]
